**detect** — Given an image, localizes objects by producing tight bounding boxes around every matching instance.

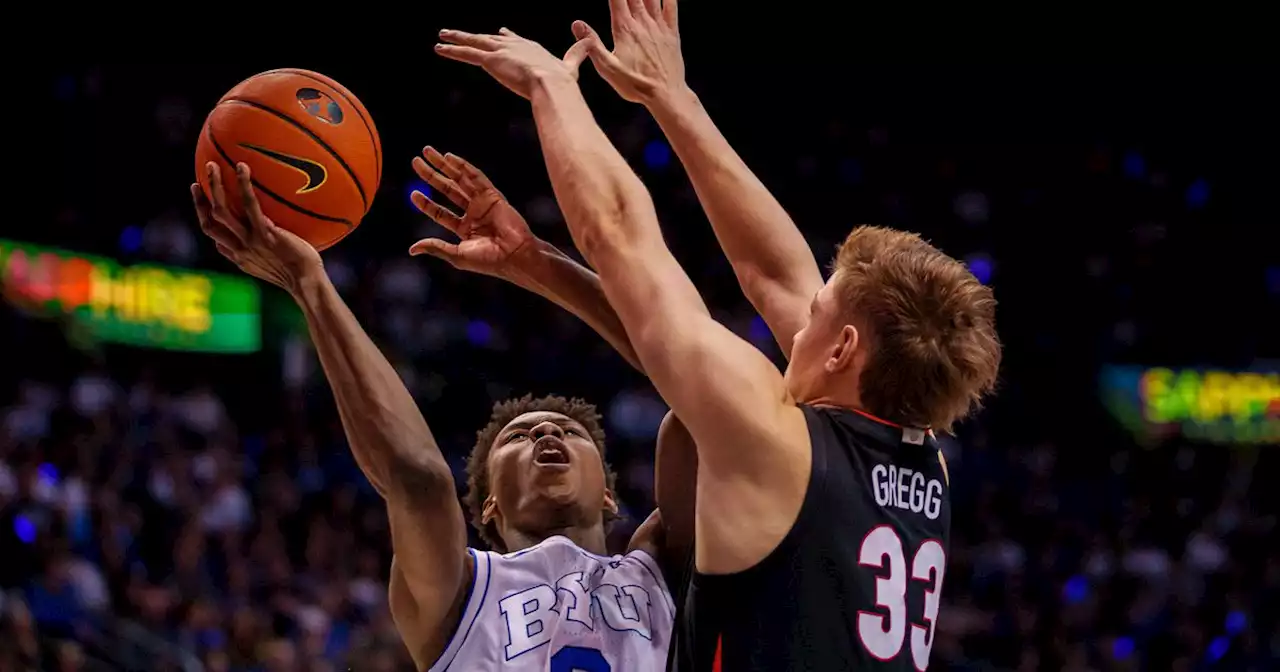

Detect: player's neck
[797,373,863,410]
[804,390,862,412]
[505,525,608,555]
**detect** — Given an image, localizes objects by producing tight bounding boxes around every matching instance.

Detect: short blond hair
[832,226,1001,430]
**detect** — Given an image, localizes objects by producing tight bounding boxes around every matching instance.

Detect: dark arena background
[2,9,1276,672]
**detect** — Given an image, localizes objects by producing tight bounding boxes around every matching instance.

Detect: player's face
[785,275,862,401]
[485,411,614,537]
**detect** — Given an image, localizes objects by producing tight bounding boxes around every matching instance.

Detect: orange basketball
[195,69,380,250]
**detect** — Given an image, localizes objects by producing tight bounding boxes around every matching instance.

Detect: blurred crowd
[2,368,1277,671]
[3,55,1276,672]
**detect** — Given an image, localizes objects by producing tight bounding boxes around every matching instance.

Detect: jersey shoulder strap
[428,549,493,672]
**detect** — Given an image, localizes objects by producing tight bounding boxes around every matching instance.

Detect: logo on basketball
[239,143,328,194]
[296,88,344,125]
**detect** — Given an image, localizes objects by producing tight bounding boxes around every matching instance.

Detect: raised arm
[573,1,824,357]
[193,165,468,670]
[436,29,810,573]
[408,147,640,370]
[409,148,693,567]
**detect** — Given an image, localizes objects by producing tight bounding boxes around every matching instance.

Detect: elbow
[571,178,657,261]
[574,205,645,264]
[575,225,625,265]
[385,449,455,499]
[737,265,813,315]
[736,264,786,302]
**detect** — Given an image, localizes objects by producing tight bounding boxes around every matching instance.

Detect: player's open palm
[574,0,685,104]
[435,28,595,100]
[191,162,322,293]
[408,147,535,281]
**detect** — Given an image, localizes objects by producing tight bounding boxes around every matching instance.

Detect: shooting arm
[290,272,468,668]
[648,88,824,357]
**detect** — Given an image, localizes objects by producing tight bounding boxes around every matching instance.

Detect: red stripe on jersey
[712,634,723,672]
[849,407,934,437]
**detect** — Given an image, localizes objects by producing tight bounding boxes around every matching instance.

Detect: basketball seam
[220,97,368,211]
[315,225,355,251]
[207,127,354,229]
[266,68,381,186]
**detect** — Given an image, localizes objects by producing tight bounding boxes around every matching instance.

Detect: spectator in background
[2,59,1275,670]
[24,552,84,639]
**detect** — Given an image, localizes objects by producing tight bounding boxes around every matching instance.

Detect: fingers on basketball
[204,163,250,241]
[234,163,271,234]
[192,185,241,264]
[193,176,244,249]
[214,242,240,263]
[206,163,229,215]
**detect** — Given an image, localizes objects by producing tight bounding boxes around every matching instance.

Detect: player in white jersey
[193,155,695,671]
[436,520,675,670]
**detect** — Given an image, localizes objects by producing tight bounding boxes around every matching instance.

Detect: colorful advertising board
[1101,365,1279,445]
[0,238,261,353]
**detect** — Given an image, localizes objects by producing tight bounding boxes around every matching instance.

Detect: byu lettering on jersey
[430,536,674,672]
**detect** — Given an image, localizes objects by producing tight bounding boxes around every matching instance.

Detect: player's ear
[481,494,500,524]
[826,324,860,373]
[602,489,619,516]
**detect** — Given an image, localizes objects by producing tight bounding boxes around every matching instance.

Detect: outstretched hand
[573,0,685,104]
[191,162,323,294]
[409,147,538,281]
[435,27,596,100]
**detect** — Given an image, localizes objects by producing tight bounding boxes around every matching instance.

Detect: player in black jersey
[436,5,1002,669]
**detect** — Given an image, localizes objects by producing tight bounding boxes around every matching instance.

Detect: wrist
[530,70,581,104]
[532,70,578,92]
[505,238,556,287]
[646,83,699,119]
[286,265,331,305]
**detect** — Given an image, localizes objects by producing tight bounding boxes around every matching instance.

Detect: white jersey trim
[428,548,493,672]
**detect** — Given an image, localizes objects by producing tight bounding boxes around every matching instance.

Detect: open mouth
[533,437,570,466]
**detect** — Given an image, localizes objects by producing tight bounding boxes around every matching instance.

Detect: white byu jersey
[428,535,674,672]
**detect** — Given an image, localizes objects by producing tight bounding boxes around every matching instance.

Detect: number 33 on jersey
[857,525,945,670]
[428,536,674,672]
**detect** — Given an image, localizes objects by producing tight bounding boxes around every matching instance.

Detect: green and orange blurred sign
[0,238,260,353]
[1101,365,1279,445]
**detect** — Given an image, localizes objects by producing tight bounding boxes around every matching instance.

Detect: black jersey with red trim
[668,404,952,671]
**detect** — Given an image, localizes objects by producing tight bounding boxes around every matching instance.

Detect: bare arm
[195,164,468,670]
[574,2,825,357]
[507,243,699,566]
[410,148,693,563]
[290,273,469,669]
[510,241,700,572]
[431,29,794,569]
[508,238,641,371]
[409,148,641,373]
[628,411,698,581]
[527,73,809,573]
[648,88,824,357]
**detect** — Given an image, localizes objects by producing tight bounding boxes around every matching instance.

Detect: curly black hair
[465,394,618,552]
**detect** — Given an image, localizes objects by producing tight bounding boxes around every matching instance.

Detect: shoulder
[390,550,482,672]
